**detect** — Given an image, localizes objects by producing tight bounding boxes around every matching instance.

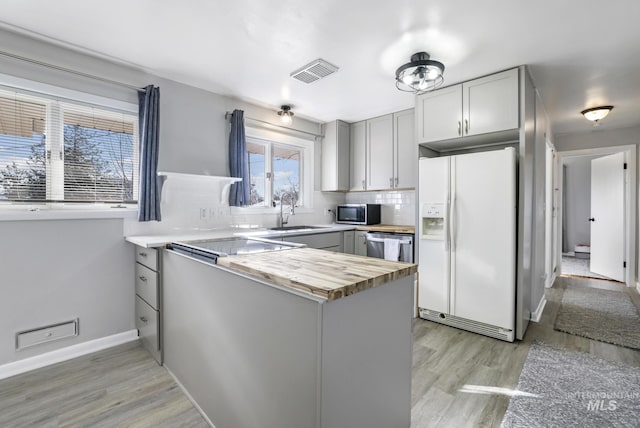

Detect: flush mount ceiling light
[395,51,445,94]
[581,105,613,126]
[277,105,294,125]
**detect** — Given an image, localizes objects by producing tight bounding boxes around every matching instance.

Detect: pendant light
[277,105,294,125]
[395,52,445,94]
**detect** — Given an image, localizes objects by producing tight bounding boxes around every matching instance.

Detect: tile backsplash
[345,190,415,226]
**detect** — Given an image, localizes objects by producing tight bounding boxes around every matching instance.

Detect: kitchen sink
[268,225,329,231]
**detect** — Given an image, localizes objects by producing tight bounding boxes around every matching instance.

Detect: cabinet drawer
[285,232,342,249]
[135,263,159,308]
[135,246,158,271]
[136,296,159,352]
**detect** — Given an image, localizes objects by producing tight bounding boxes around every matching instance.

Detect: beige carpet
[554,286,640,350]
[501,342,640,427]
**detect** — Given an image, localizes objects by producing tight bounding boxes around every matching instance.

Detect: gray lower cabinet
[284,232,344,252]
[163,250,413,428]
[134,245,162,364]
[342,230,355,254]
[355,231,367,256]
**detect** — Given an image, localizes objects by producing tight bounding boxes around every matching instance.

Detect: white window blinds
[0,90,47,200]
[0,86,138,203]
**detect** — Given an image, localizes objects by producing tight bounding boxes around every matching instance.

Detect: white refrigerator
[418,148,516,342]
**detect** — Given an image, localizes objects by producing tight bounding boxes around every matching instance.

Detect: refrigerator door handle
[450,160,456,252]
[445,157,451,252]
[444,203,450,251]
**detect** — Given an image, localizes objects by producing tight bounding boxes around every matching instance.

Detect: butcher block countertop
[355,224,415,234]
[216,247,417,301]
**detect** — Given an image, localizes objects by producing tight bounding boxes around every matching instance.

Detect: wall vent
[290,58,339,84]
[15,319,79,350]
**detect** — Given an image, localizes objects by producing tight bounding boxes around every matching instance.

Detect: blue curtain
[138,85,161,221]
[229,109,250,206]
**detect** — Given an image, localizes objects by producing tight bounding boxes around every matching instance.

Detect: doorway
[556,145,636,286]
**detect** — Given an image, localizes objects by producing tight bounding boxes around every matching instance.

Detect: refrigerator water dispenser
[421,203,445,240]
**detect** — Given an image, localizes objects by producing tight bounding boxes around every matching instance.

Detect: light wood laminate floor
[0,342,209,427]
[1,276,638,427]
[411,275,640,427]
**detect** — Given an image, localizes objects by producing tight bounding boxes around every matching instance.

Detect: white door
[451,148,516,329]
[590,153,625,282]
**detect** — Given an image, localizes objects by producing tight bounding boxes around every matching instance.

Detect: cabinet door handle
[395,177,399,187]
[465,119,469,134]
[389,177,393,188]
[139,316,148,323]
[361,180,365,190]
[457,121,461,136]
[138,252,147,257]
[139,275,147,282]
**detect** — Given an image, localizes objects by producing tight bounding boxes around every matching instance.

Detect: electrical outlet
[324,207,332,216]
[200,208,207,220]
[209,208,216,218]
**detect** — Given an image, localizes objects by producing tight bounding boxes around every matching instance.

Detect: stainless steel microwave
[335,204,381,225]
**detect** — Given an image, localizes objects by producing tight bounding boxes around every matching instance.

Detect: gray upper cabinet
[349,109,416,191]
[350,120,367,191]
[321,120,350,191]
[393,109,415,189]
[367,114,394,191]
[416,85,462,143]
[416,68,519,144]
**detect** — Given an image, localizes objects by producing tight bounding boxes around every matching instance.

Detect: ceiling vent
[290,58,339,84]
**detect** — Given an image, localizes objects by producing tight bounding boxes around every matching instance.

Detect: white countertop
[125,223,357,248]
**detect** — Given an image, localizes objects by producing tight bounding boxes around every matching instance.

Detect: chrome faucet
[277,191,296,227]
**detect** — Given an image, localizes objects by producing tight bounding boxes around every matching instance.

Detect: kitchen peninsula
[161,244,416,428]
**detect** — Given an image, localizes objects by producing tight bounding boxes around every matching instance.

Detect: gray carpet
[561,255,611,280]
[501,342,640,428]
[554,286,640,350]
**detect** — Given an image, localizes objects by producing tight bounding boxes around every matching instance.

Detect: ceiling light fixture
[581,105,613,126]
[395,52,445,94]
[277,105,294,125]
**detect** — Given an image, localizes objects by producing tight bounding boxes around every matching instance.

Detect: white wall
[562,156,599,252]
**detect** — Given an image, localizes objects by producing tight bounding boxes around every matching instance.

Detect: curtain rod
[225,111,323,138]
[0,49,146,93]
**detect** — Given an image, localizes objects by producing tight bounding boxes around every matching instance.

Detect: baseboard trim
[530,295,547,323]
[0,329,138,380]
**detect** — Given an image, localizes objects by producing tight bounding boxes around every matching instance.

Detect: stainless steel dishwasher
[366,232,414,263]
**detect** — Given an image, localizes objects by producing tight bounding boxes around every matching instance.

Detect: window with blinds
[0,87,138,203]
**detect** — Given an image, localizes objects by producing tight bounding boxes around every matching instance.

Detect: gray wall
[0,27,329,366]
[562,156,598,252]
[0,219,133,364]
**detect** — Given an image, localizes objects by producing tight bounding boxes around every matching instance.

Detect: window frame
[0,73,139,207]
[236,126,314,214]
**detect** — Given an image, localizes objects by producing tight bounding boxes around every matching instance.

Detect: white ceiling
[1,0,640,135]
